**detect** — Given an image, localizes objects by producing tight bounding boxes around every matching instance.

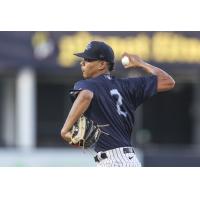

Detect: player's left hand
[62,131,73,143]
[122,52,145,68]
[69,115,104,148]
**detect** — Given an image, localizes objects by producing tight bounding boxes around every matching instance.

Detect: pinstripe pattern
[95,147,141,167]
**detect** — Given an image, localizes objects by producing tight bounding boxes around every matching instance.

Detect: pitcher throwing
[61,41,175,167]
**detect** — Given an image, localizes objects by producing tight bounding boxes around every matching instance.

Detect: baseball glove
[69,115,108,148]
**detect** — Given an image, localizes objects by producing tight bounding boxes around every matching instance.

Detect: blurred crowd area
[0,31,200,166]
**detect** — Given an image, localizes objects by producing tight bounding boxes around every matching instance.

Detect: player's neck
[91,70,110,78]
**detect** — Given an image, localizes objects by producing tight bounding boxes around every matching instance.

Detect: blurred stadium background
[0,31,200,166]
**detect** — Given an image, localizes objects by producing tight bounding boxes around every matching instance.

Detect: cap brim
[74,52,97,59]
[74,52,85,58]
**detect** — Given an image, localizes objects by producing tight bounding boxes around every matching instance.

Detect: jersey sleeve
[125,75,157,108]
[69,80,95,102]
[74,80,95,92]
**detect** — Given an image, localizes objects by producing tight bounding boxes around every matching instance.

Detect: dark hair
[107,62,114,71]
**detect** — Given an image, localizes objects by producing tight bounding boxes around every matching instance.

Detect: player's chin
[82,72,89,79]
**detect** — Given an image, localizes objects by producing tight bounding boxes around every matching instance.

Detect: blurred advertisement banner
[0,31,200,70]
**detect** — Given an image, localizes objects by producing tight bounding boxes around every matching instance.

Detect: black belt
[94,147,135,162]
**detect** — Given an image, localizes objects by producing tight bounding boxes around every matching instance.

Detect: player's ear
[98,61,106,70]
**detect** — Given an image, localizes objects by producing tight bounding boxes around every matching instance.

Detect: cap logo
[85,42,92,50]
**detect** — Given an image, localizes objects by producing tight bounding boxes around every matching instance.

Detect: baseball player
[61,41,175,167]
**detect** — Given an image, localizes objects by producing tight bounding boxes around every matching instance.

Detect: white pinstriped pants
[95,147,142,167]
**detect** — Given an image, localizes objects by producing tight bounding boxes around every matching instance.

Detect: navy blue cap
[74,41,115,64]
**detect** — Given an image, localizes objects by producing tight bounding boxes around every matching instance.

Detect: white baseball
[121,56,130,66]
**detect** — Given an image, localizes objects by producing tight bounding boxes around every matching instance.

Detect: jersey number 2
[110,89,127,117]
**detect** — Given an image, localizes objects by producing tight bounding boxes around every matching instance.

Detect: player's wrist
[140,62,156,74]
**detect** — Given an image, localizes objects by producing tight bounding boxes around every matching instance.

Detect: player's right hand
[122,52,145,68]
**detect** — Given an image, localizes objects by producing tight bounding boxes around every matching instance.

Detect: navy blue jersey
[71,74,157,152]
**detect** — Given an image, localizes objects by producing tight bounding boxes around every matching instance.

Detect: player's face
[80,59,101,79]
